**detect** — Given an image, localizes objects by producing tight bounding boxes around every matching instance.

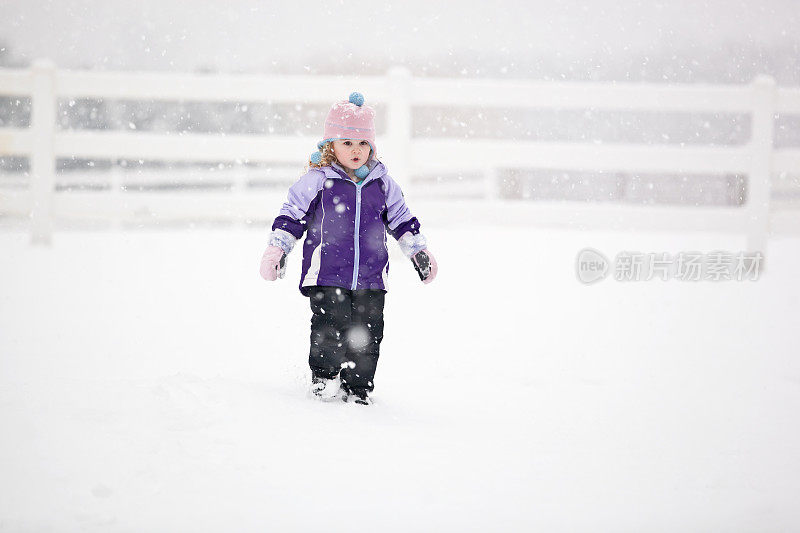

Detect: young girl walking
[259,92,438,406]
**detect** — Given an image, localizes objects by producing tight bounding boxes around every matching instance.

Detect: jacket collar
[323,159,385,184]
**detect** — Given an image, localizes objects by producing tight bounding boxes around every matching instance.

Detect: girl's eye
[343,141,351,145]
[360,141,369,145]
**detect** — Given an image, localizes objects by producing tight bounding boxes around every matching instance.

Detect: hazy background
[2,0,799,207]
[2,0,799,83]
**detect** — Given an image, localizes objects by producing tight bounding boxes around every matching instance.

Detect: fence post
[747,75,776,260]
[30,59,57,245]
[386,66,413,194]
[485,166,501,200]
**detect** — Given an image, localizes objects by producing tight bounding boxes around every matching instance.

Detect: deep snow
[0,226,799,532]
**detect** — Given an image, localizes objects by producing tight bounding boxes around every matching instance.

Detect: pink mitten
[411,249,438,284]
[260,246,286,281]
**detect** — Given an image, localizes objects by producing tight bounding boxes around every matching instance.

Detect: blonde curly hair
[307,140,374,172]
[307,141,338,170]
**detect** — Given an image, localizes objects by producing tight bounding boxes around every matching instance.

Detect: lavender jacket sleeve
[382,173,421,239]
[382,174,428,258]
[269,170,324,253]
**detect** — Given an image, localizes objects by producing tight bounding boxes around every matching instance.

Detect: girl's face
[332,139,371,171]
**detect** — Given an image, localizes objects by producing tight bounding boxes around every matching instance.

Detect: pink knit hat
[310,92,377,176]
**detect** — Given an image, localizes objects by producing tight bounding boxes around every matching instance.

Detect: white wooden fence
[1,60,799,253]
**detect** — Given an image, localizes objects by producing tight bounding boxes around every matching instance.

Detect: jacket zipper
[351,179,366,290]
[329,165,371,291]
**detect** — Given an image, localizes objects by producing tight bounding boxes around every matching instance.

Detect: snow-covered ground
[1,225,798,532]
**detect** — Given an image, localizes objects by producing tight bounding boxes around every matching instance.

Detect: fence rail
[1,60,799,253]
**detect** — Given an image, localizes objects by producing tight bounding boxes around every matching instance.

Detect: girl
[259,92,438,406]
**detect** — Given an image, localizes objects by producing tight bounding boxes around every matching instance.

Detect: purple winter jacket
[271,160,422,296]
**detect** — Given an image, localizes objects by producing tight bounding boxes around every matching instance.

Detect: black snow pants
[307,285,386,393]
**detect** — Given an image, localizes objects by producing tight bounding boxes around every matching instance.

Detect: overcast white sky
[1,0,799,74]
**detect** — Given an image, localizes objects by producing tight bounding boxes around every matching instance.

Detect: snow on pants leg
[341,288,385,393]
[307,285,385,392]
[308,286,351,379]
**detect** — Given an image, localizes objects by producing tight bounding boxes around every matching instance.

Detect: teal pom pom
[309,151,322,165]
[349,92,364,106]
[354,165,370,179]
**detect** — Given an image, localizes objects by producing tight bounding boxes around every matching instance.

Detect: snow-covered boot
[310,373,341,401]
[342,387,372,406]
